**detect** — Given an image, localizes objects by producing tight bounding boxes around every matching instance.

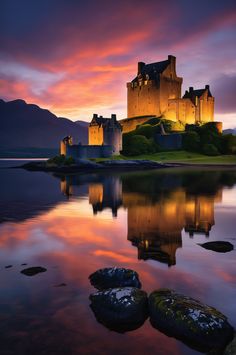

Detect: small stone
[21,266,47,276]
[90,287,148,332]
[198,241,234,253]
[54,283,67,287]
[21,263,27,266]
[5,265,13,269]
[149,289,234,353]
[89,267,141,290]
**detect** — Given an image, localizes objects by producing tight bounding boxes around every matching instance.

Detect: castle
[89,114,122,154]
[61,54,218,158]
[60,113,122,158]
[127,55,214,125]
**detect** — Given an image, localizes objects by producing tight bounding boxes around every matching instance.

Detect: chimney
[138,62,145,74]
[111,114,116,121]
[189,87,194,93]
[168,55,176,66]
[205,85,209,90]
[93,113,98,119]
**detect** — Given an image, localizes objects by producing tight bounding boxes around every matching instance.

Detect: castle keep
[89,114,122,154]
[126,55,214,126]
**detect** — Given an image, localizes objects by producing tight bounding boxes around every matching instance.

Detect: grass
[94,150,236,165]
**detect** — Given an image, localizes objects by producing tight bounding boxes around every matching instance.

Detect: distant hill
[74,120,90,128]
[223,128,236,135]
[0,99,88,156]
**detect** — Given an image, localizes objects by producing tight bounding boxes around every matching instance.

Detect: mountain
[223,128,236,135]
[75,120,90,127]
[0,99,88,154]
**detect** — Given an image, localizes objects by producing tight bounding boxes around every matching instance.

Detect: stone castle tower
[89,114,122,154]
[126,55,214,126]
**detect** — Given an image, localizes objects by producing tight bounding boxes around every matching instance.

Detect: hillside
[0,99,88,155]
[223,128,236,135]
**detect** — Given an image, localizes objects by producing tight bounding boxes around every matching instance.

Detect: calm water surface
[0,161,235,355]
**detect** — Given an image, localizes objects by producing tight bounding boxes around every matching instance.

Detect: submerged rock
[198,241,234,253]
[21,266,47,276]
[149,289,234,352]
[90,287,148,332]
[89,267,141,290]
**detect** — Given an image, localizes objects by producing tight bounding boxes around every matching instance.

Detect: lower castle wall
[154,133,183,150]
[66,144,113,159]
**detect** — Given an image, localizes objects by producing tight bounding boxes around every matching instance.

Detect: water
[0,161,235,355]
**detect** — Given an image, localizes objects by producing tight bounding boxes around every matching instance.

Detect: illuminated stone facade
[126,55,214,129]
[89,114,122,154]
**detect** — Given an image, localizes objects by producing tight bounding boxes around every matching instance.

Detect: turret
[138,62,145,74]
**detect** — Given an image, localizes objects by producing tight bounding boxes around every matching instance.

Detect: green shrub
[123,135,157,156]
[222,134,236,154]
[135,124,154,138]
[183,131,201,152]
[64,156,75,165]
[202,144,219,156]
[47,155,75,166]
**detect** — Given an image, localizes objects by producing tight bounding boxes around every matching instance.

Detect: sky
[0,0,236,128]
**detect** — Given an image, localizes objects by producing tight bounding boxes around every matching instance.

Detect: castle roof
[183,86,213,104]
[132,59,169,82]
[90,114,122,130]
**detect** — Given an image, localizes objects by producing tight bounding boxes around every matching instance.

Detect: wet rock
[21,263,27,266]
[21,266,47,276]
[90,287,148,333]
[224,333,236,354]
[149,289,234,353]
[198,241,234,253]
[5,265,13,269]
[89,267,141,290]
[54,283,67,287]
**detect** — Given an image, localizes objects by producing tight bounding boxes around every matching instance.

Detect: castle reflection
[60,171,224,266]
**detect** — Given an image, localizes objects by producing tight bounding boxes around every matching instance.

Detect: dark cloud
[212,74,236,113]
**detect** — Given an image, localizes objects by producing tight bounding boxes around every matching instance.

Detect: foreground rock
[89,267,141,290]
[90,287,148,332]
[149,289,234,353]
[224,333,236,354]
[21,266,47,276]
[198,241,234,253]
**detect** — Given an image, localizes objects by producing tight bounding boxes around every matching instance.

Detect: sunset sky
[1,0,236,128]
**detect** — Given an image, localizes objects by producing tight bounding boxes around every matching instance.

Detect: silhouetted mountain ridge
[223,128,236,135]
[0,99,88,150]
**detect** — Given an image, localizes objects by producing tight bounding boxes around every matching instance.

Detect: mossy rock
[90,287,148,333]
[89,267,141,290]
[149,289,234,352]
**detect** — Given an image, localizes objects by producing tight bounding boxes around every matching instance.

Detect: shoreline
[11,159,236,174]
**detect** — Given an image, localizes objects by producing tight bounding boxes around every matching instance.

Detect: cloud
[211,74,236,113]
[0,0,236,121]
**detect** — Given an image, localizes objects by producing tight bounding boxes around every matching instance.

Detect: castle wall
[199,93,214,123]
[103,127,122,154]
[159,62,182,114]
[66,144,113,159]
[155,133,183,150]
[164,98,196,125]
[127,81,161,118]
[89,126,104,145]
